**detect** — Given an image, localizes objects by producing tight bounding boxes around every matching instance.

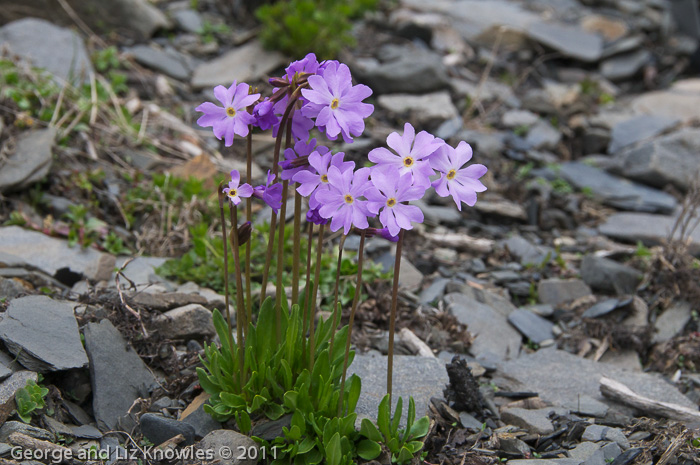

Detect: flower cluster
[196,53,488,238]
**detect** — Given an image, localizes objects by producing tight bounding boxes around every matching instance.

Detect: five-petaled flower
[223,170,253,206]
[430,141,487,210]
[301,61,374,143]
[366,165,427,236]
[317,167,372,235]
[293,151,354,208]
[253,171,283,213]
[196,82,260,146]
[368,122,444,188]
[280,138,329,181]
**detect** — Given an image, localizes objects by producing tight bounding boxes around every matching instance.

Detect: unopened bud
[231,221,252,248]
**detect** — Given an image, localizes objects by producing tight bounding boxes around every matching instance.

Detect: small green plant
[14,379,49,423]
[103,231,131,255]
[64,204,107,249]
[198,20,232,44]
[358,395,430,464]
[92,46,121,73]
[255,0,379,59]
[634,241,652,258]
[513,125,530,137]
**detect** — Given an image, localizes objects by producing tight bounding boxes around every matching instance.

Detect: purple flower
[195,82,260,146]
[284,53,321,81]
[280,138,329,181]
[253,171,283,213]
[253,99,278,131]
[292,151,354,208]
[300,61,374,143]
[306,207,329,225]
[223,170,253,206]
[317,167,373,235]
[430,141,487,210]
[272,100,315,142]
[368,123,444,188]
[365,165,426,236]
[363,227,399,242]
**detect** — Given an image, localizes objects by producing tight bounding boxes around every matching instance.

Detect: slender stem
[230,205,246,336]
[218,192,239,388]
[307,223,325,371]
[291,188,302,306]
[274,181,290,329]
[259,213,277,306]
[301,221,314,363]
[387,230,405,405]
[328,234,347,357]
[245,129,253,325]
[338,230,366,416]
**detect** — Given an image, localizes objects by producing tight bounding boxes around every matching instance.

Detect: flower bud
[306,208,328,225]
[230,221,252,248]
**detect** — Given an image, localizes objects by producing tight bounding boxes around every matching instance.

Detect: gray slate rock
[599,212,700,256]
[499,349,696,415]
[419,278,450,305]
[84,320,157,431]
[0,371,38,425]
[580,255,642,295]
[0,226,115,283]
[559,162,677,214]
[0,277,30,300]
[197,430,257,465]
[181,402,221,439]
[445,293,521,361]
[653,301,692,344]
[502,236,554,267]
[116,256,168,288]
[582,298,628,319]
[0,19,92,83]
[377,91,458,126]
[376,252,423,290]
[527,20,604,62]
[502,110,539,128]
[0,128,55,194]
[600,49,652,81]
[124,45,190,80]
[608,115,678,154]
[192,40,285,89]
[349,44,449,95]
[537,279,592,307]
[140,413,196,446]
[612,128,700,191]
[562,394,609,418]
[525,120,561,150]
[507,308,555,344]
[0,421,54,442]
[154,304,215,339]
[172,9,203,33]
[500,407,554,435]
[0,296,88,372]
[507,461,579,465]
[582,424,630,450]
[348,354,447,425]
[631,78,700,123]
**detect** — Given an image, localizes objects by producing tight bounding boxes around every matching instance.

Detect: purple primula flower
[253,171,283,213]
[272,99,315,142]
[317,167,373,235]
[300,61,374,143]
[365,165,426,236]
[253,99,278,131]
[195,82,260,146]
[284,53,321,81]
[223,170,253,206]
[306,207,329,225]
[430,141,487,210]
[363,227,400,242]
[293,151,354,208]
[280,138,329,181]
[368,122,445,188]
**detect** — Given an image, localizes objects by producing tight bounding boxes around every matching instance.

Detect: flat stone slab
[499,349,696,414]
[84,320,157,431]
[0,128,55,194]
[0,226,115,283]
[0,296,88,372]
[599,212,700,256]
[0,371,38,425]
[507,308,554,344]
[191,40,285,89]
[348,354,447,425]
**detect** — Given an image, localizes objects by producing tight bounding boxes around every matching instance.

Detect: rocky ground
[0,0,700,464]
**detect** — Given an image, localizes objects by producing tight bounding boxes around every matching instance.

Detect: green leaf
[235,410,252,434]
[359,419,382,442]
[297,437,316,454]
[396,446,414,465]
[410,416,430,439]
[403,396,416,443]
[219,392,246,409]
[346,375,361,414]
[391,396,402,437]
[377,394,391,439]
[356,440,381,460]
[325,432,342,465]
[196,368,218,394]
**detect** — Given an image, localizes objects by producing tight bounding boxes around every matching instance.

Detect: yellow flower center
[403,157,414,167]
[344,194,354,204]
[321,174,329,183]
[226,107,236,117]
[330,98,340,110]
[386,198,397,207]
[446,169,457,180]
[227,189,237,198]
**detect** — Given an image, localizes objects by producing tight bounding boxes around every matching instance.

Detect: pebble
[507,308,555,344]
[652,301,692,344]
[197,430,258,465]
[525,120,562,150]
[580,255,642,295]
[0,128,56,194]
[172,9,203,33]
[140,413,196,446]
[500,407,555,435]
[377,91,458,126]
[582,424,630,450]
[154,304,215,339]
[537,279,592,307]
[600,49,652,81]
